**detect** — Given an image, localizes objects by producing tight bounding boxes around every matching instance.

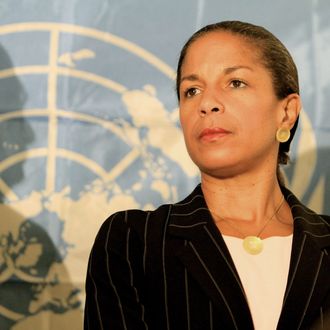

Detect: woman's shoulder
[283,186,330,226]
[94,203,174,242]
[108,203,174,225]
[94,185,204,245]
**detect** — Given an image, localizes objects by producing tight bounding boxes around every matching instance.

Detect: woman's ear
[280,93,301,129]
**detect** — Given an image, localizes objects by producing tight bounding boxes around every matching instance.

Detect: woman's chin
[193,159,240,178]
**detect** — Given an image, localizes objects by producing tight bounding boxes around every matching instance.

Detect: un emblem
[0,22,324,329]
[0,22,197,329]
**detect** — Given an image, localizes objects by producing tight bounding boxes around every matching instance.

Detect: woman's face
[179,31,287,178]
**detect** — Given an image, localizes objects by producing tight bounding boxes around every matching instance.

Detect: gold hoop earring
[276,127,290,143]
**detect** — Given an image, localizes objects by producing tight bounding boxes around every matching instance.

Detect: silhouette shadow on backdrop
[0,44,81,329]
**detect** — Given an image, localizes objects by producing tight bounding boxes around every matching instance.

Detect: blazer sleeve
[84,211,148,330]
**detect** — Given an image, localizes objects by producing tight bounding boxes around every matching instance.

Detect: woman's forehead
[182,32,262,72]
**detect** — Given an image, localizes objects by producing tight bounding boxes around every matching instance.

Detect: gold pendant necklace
[211,196,285,255]
[242,236,263,255]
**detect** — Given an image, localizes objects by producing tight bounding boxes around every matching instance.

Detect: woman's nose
[199,90,224,117]
[200,107,221,116]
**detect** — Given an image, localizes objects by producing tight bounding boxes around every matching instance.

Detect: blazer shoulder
[125,203,174,226]
[94,185,203,245]
[95,204,174,243]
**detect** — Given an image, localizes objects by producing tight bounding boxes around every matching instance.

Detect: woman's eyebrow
[223,65,253,74]
[180,66,253,84]
[180,74,199,84]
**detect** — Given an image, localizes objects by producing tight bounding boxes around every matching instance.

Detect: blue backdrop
[0,0,329,328]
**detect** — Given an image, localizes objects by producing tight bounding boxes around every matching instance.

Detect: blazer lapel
[167,185,254,329]
[277,188,330,329]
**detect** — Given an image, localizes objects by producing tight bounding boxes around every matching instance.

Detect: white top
[223,235,293,330]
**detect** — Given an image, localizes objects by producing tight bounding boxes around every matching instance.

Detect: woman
[84,21,330,329]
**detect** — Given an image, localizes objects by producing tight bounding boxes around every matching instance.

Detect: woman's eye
[230,80,246,88]
[184,87,200,98]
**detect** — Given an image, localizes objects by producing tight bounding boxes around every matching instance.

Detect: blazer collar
[278,187,330,329]
[167,184,330,329]
[168,184,254,329]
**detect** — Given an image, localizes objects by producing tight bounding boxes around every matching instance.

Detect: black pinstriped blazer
[84,185,330,329]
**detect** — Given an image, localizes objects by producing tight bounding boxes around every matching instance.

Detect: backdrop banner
[0,0,329,328]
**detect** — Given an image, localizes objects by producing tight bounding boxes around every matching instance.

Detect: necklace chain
[211,196,286,254]
[211,195,285,239]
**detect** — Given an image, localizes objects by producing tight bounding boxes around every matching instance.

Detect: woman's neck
[201,171,284,227]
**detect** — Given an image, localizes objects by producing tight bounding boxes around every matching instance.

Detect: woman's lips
[199,127,231,141]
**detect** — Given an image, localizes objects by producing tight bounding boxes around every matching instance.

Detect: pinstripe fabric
[85,185,330,329]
